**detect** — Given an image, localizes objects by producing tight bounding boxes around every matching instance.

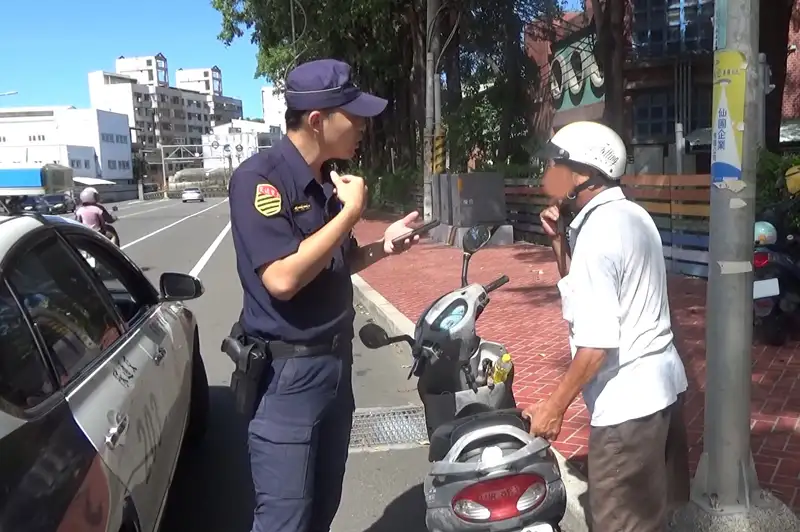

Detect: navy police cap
[285,59,388,118]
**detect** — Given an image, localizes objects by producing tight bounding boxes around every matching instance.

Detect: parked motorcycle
[358,225,566,532]
[753,218,800,346]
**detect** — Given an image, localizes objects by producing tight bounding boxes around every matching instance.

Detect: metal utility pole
[160,145,169,199]
[693,0,760,514]
[423,0,439,222]
[432,12,444,180]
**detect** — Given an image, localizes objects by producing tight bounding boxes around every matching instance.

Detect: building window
[147,59,153,66]
[108,160,117,170]
[84,159,91,169]
[118,160,131,170]
[0,136,5,142]
[633,90,676,140]
[115,134,128,144]
[631,0,713,58]
[101,133,115,143]
[690,86,713,132]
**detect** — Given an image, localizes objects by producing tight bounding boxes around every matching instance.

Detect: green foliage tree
[213,0,563,184]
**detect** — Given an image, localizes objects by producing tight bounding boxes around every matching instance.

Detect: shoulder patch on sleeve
[254,183,282,217]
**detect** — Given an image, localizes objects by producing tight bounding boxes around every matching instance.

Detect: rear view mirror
[359,322,391,349]
[462,226,492,254]
[159,272,204,302]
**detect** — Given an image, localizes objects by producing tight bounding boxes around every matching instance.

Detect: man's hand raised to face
[331,171,368,219]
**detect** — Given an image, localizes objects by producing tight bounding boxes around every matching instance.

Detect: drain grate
[349,404,429,451]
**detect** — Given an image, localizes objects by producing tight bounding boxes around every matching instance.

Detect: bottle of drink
[491,353,513,384]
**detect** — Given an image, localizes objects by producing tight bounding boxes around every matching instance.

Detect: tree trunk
[443,3,464,170]
[760,0,795,152]
[593,0,626,136]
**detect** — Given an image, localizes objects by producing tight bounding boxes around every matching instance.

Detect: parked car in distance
[0,212,209,532]
[42,193,73,214]
[181,187,205,203]
[21,195,51,214]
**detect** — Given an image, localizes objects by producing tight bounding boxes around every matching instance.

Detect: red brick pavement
[355,216,800,511]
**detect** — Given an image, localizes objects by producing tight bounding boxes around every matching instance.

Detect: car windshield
[184,188,201,193]
[22,197,41,205]
[43,195,63,203]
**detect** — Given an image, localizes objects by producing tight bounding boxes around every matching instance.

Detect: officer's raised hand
[330,171,367,216]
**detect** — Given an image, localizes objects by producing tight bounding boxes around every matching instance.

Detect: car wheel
[185,331,209,446]
[182,200,187,203]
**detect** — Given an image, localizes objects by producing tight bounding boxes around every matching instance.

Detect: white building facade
[201,119,284,173]
[0,106,133,181]
[89,54,244,182]
[261,85,287,133]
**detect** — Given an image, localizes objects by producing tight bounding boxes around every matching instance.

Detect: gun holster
[221,321,269,418]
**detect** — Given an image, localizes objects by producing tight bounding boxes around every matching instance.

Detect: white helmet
[80,187,99,204]
[546,121,627,180]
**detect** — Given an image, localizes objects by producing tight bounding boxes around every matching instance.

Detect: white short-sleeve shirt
[557,187,688,427]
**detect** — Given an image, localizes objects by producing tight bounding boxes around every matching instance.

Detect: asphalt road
[105,198,569,532]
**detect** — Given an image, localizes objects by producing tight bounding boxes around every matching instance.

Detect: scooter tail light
[451,473,547,522]
[753,251,770,268]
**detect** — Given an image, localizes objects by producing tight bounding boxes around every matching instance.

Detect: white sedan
[0,213,209,532]
[181,188,205,203]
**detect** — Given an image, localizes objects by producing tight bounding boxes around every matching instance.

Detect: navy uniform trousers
[248,339,354,532]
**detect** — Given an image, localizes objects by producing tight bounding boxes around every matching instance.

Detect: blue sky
[0,0,266,118]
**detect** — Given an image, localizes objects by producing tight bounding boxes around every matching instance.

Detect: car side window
[0,280,56,412]
[7,235,122,386]
[68,235,158,325]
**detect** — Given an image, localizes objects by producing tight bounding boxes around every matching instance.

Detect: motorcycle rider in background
[75,187,115,234]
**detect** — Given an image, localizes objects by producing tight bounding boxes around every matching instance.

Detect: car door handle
[153,346,166,365]
[105,413,129,450]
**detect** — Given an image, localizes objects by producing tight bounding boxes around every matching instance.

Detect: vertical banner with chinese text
[711,50,747,183]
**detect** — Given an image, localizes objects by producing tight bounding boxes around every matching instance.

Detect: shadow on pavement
[361,483,427,532]
[160,385,253,532]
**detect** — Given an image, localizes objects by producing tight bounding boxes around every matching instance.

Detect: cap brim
[340,92,388,118]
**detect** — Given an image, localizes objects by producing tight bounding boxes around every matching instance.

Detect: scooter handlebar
[483,275,509,293]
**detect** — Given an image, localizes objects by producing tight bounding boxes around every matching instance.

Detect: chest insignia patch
[254,183,282,217]
[292,202,312,214]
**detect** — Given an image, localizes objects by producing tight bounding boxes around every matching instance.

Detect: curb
[351,273,591,532]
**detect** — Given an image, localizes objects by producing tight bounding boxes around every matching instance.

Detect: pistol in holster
[221,321,269,418]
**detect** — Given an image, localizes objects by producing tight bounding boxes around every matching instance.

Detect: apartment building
[261,84,287,133]
[175,66,223,96]
[0,106,133,181]
[88,54,243,181]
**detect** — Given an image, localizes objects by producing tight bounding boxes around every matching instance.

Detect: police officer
[228,59,421,532]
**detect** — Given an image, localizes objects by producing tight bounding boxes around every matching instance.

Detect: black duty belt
[250,332,350,360]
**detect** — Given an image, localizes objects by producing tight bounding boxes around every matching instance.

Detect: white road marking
[189,221,232,277]
[118,201,177,219]
[121,199,229,251]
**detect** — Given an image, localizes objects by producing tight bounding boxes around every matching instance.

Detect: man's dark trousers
[248,340,354,532]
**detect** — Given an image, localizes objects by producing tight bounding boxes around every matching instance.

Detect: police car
[0,211,210,532]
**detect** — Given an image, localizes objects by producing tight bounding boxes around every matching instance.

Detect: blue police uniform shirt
[229,136,357,343]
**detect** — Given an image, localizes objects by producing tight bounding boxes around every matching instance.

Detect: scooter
[358,225,566,532]
[753,227,800,346]
[102,205,121,247]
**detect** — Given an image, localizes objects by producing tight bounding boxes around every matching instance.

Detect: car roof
[0,213,86,261]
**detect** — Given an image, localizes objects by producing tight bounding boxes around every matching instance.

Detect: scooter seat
[428,408,528,463]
